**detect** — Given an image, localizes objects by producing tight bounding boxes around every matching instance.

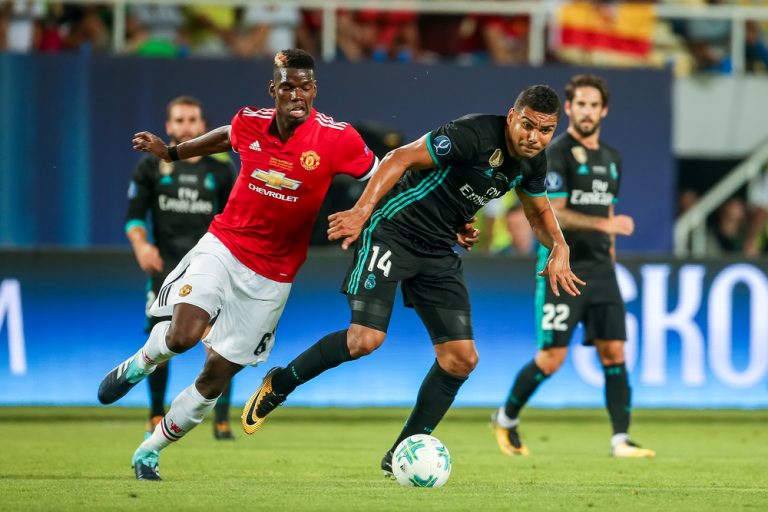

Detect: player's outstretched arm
[328,135,435,250]
[132,125,232,162]
[517,191,585,297]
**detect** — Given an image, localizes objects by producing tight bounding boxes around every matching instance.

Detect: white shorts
[149,233,291,366]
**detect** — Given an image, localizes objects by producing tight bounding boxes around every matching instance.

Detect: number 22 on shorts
[542,303,570,331]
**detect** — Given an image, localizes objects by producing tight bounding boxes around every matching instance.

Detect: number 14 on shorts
[367,246,392,278]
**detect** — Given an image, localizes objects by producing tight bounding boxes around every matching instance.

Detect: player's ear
[268,80,276,99]
[506,108,515,123]
[601,105,608,119]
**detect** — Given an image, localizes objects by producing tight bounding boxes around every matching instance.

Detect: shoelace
[256,391,287,416]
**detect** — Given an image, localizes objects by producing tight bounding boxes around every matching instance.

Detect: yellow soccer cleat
[612,440,656,458]
[241,367,286,434]
[491,411,530,457]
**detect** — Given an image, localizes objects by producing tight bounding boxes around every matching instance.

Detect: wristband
[168,145,180,162]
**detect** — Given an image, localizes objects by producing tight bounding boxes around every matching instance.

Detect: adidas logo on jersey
[249,140,262,152]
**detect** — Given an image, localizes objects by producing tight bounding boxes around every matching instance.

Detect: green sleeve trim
[548,192,569,198]
[612,197,619,204]
[125,219,147,234]
[425,132,440,167]
[520,187,547,197]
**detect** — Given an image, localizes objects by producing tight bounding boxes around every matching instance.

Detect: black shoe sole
[134,462,162,481]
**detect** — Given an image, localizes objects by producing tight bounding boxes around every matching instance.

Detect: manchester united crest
[300,150,321,171]
[179,284,192,297]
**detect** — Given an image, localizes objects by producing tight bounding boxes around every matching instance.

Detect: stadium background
[0,2,766,411]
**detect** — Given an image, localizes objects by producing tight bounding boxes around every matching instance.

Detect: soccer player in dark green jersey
[240,85,585,476]
[125,96,236,439]
[492,75,655,458]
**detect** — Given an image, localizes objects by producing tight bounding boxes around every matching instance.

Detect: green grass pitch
[1,407,766,511]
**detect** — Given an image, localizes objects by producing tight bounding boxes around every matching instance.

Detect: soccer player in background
[98,49,379,480]
[492,74,656,458]
[125,96,236,439]
[241,85,585,477]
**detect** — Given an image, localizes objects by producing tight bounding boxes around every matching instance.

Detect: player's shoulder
[312,110,351,133]
[239,106,275,119]
[134,154,161,175]
[548,131,573,152]
[599,139,622,160]
[233,106,275,129]
[451,113,504,133]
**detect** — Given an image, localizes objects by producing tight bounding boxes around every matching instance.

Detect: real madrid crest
[571,146,588,165]
[489,148,504,168]
[300,150,320,171]
[159,160,174,175]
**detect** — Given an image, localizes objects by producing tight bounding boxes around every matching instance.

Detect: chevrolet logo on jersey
[250,169,302,190]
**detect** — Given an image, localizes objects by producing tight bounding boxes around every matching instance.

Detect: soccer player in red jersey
[97,49,378,481]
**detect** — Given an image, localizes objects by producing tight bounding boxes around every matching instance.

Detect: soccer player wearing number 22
[492,75,655,459]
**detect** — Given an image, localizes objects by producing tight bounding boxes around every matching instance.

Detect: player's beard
[573,118,600,138]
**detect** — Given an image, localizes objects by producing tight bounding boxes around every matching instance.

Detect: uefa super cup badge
[300,150,320,171]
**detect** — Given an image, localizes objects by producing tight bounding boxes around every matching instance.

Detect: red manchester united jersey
[209,107,377,282]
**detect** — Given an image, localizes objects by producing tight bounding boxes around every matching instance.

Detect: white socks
[140,384,218,452]
[611,433,629,448]
[136,321,177,371]
[495,406,520,429]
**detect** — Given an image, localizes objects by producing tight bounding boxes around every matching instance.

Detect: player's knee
[194,372,227,400]
[535,350,566,375]
[438,345,478,377]
[165,326,202,352]
[596,341,625,366]
[347,326,385,358]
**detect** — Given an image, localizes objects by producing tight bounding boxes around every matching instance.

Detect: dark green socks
[148,361,169,418]
[390,360,467,452]
[271,330,354,395]
[213,379,232,423]
[504,359,548,420]
[604,363,631,434]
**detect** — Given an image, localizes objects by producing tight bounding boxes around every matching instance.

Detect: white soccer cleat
[612,440,656,458]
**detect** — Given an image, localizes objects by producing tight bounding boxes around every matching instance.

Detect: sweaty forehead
[518,107,558,127]
[274,68,315,85]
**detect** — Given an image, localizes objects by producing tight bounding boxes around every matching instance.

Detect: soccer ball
[392,434,452,488]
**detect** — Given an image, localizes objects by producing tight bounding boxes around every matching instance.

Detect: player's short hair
[166,95,203,121]
[564,74,610,106]
[274,49,315,72]
[514,85,561,120]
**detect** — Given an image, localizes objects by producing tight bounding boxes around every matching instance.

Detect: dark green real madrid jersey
[126,154,235,266]
[374,114,547,253]
[545,131,622,270]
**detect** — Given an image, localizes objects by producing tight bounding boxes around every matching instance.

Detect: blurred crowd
[2,1,768,74]
[3,1,768,257]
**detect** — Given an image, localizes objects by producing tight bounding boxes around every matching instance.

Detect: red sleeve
[333,125,378,180]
